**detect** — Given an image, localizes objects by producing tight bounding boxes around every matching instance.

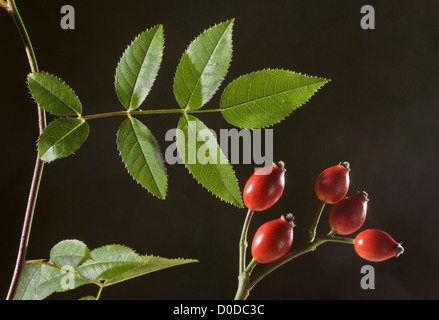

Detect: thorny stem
[5,0,47,300]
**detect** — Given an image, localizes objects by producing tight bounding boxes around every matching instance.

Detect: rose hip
[251,214,295,263]
[354,229,404,262]
[329,191,369,235]
[315,162,350,204]
[243,161,286,211]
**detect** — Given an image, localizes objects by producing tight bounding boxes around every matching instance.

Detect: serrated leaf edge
[37,117,89,163]
[24,242,198,291]
[177,114,244,208]
[49,239,90,268]
[27,71,83,116]
[114,25,165,111]
[116,117,168,199]
[219,68,330,129]
[173,19,235,111]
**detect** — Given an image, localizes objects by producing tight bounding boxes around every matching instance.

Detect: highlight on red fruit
[315,161,350,204]
[243,161,286,211]
[329,191,369,235]
[354,229,404,262]
[251,214,295,263]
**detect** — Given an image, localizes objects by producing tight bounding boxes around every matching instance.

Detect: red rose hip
[354,229,404,262]
[251,214,295,263]
[329,191,369,235]
[243,161,286,211]
[315,161,350,204]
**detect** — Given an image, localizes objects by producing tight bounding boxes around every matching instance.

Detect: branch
[6,0,47,300]
[246,235,354,295]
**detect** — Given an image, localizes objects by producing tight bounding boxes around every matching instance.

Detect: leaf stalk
[80,108,222,121]
[309,200,326,242]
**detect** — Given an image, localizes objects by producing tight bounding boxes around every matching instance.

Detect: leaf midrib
[40,120,86,158]
[181,115,242,206]
[126,117,164,198]
[127,27,161,110]
[31,75,81,116]
[221,78,327,111]
[183,22,232,111]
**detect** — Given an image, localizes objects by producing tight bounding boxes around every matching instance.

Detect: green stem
[81,109,181,120]
[234,258,258,300]
[327,228,337,237]
[188,108,222,113]
[6,0,47,300]
[233,209,255,300]
[238,209,255,274]
[80,107,222,121]
[7,0,46,129]
[234,200,352,301]
[95,286,104,300]
[246,234,354,297]
[309,200,326,242]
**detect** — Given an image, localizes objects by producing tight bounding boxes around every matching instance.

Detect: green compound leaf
[38,118,89,162]
[14,241,197,300]
[176,115,243,208]
[117,117,168,199]
[174,19,234,111]
[115,25,164,111]
[27,72,82,116]
[220,69,329,129]
[50,240,91,269]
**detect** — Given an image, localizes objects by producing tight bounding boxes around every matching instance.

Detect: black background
[0,0,438,300]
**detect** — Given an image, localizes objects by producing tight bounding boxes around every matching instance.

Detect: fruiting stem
[238,208,255,274]
[309,200,326,242]
[245,235,354,298]
[5,0,47,300]
[234,209,256,300]
[327,228,337,237]
[234,258,258,300]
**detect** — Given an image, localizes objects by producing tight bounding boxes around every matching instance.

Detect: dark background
[0,0,438,300]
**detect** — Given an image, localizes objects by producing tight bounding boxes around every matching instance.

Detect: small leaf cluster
[28,20,328,207]
[14,240,197,300]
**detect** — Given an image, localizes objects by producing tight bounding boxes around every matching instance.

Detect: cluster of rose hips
[243,161,404,264]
